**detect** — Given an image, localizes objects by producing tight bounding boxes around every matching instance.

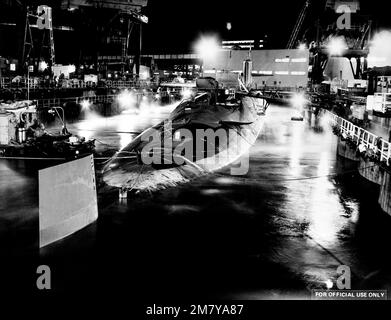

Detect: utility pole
[136,22,142,77]
[27,64,33,100]
[27,66,29,101]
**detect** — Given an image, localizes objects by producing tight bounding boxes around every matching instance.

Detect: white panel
[39,155,98,248]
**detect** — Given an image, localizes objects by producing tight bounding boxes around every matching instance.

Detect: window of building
[291,58,307,63]
[275,58,290,63]
[291,71,306,75]
[275,71,289,75]
[259,71,273,75]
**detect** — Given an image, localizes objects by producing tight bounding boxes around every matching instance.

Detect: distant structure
[61,0,148,12]
[60,0,149,76]
[221,40,266,50]
[202,49,310,90]
[305,0,372,83]
[325,0,360,12]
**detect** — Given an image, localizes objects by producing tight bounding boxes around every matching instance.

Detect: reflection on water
[69,101,178,151]
[2,103,391,298]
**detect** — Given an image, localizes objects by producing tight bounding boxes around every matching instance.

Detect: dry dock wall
[358,157,383,185]
[337,137,360,162]
[337,137,391,215]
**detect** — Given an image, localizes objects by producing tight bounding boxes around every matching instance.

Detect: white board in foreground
[39,155,98,248]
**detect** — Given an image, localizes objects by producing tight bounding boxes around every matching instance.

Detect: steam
[368,30,391,67]
[72,92,179,150]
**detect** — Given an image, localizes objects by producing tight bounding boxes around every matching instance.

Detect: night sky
[142,0,391,53]
[1,0,391,63]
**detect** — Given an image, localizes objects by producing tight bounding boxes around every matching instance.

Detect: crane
[286,0,311,49]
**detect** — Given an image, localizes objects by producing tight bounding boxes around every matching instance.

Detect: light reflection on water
[258,108,353,286]
[2,103,391,297]
[220,105,387,295]
[69,103,177,150]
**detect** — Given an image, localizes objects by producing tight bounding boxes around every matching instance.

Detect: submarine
[101,77,269,194]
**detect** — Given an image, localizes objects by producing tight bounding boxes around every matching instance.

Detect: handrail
[34,92,148,109]
[0,77,154,90]
[327,110,391,164]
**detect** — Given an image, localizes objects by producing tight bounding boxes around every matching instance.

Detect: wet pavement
[1,103,391,299]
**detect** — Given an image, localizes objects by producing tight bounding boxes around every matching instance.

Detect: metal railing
[327,111,391,164]
[34,91,153,109]
[0,77,154,90]
[35,93,147,109]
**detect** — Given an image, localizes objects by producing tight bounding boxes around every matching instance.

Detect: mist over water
[3,104,391,297]
[71,91,179,151]
[368,30,391,67]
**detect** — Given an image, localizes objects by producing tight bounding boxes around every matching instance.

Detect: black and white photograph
[1,0,391,314]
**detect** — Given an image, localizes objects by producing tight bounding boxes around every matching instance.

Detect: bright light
[69,64,76,73]
[327,37,348,56]
[291,93,308,108]
[81,100,91,110]
[298,43,306,50]
[117,90,136,109]
[226,22,232,31]
[39,61,48,71]
[325,279,333,289]
[181,88,193,100]
[195,36,220,61]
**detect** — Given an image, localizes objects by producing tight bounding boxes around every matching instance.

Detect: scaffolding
[22,5,55,72]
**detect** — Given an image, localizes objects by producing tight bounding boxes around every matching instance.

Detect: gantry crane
[22,5,56,71]
[61,0,149,76]
[286,0,311,49]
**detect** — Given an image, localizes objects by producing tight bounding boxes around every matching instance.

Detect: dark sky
[1,0,391,63]
[142,0,305,52]
[141,0,391,53]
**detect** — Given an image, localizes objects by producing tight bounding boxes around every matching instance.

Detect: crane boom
[286,0,311,49]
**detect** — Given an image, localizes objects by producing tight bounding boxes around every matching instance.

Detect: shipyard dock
[1,0,391,303]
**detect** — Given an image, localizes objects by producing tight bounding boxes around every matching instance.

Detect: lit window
[275,71,289,75]
[259,71,273,75]
[275,58,290,63]
[291,58,307,63]
[291,71,306,75]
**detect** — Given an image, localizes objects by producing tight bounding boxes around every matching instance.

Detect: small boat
[101,77,269,193]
